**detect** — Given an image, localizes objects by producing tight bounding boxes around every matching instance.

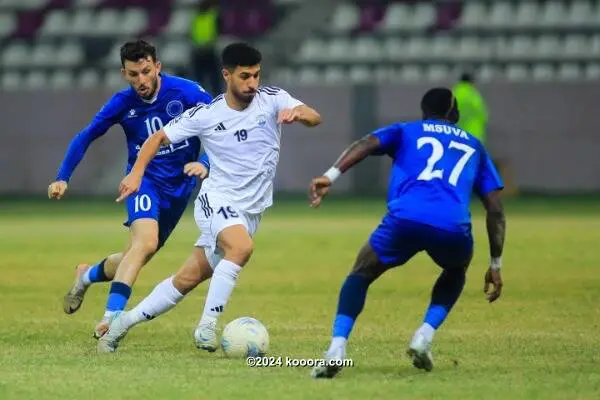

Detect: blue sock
[332,274,372,339]
[424,269,465,329]
[106,282,132,313]
[88,259,109,283]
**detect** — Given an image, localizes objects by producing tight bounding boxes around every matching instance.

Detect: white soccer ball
[220,317,269,358]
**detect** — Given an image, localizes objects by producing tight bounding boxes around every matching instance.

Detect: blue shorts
[369,214,473,270]
[124,177,192,249]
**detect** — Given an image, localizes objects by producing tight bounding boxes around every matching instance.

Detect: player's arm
[184,152,210,178]
[275,88,322,127]
[117,105,207,202]
[475,148,506,303]
[309,124,401,207]
[48,96,122,199]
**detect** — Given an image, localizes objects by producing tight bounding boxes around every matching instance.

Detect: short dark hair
[460,71,474,83]
[120,40,157,67]
[421,87,459,123]
[221,42,262,70]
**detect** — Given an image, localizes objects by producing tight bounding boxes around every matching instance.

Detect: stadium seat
[329,3,359,33]
[56,42,84,67]
[297,38,326,62]
[507,36,536,60]
[456,36,490,61]
[539,1,567,28]
[78,69,101,89]
[353,36,382,61]
[505,64,529,81]
[536,35,562,60]
[585,63,600,79]
[531,63,555,81]
[378,2,411,32]
[568,0,594,26]
[165,9,193,35]
[563,34,588,59]
[327,38,353,62]
[426,64,451,82]
[410,2,436,30]
[348,65,370,83]
[478,64,498,82]
[323,66,346,84]
[71,9,95,35]
[399,65,423,83]
[72,0,103,7]
[160,41,190,67]
[31,43,57,67]
[94,9,121,37]
[102,41,123,67]
[1,71,22,90]
[2,43,30,67]
[39,10,70,36]
[105,70,125,89]
[0,13,17,39]
[430,36,455,60]
[120,8,148,35]
[404,37,430,61]
[382,37,405,62]
[488,2,514,28]
[49,70,75,89]
[558,63,581,80]
[2,0,49,10]
[297,67,320,85]
[458,2,487,28]
[590,34,600,56]
[23,70,48,89]
[373,66,391,83]
[513,1,539,28]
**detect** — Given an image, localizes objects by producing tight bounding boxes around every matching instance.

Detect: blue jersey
[56,73,213,197]
[371,119,503,232]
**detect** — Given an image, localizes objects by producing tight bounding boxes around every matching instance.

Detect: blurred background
[1,0,599,197]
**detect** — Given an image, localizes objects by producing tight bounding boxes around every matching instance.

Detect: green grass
[1,198,599,399]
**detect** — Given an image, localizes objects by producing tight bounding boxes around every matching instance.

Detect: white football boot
[311,344,346,379]
[97,312,129,353]
[194,319,218,352]
[407,332,434,372]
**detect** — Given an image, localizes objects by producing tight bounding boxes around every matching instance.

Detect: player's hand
[277,108,300,124]
[48,180,68,200]
[184,162,208,179]
[484,267,503,303]
[116,173,142,203]
[309,176,332,208]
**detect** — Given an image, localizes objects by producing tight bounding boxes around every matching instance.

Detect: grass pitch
[0,197,599,399]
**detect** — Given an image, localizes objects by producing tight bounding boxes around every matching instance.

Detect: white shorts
[194,192,262,269]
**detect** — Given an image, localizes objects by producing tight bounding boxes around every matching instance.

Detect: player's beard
[138,75,159,101]
[232,85,256,106]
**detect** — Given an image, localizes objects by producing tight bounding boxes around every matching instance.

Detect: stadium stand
[1,0,600,89]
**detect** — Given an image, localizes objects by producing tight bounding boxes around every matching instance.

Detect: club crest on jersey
[256,114,267,127]
[128,109,136,118]
[166,100,184,118]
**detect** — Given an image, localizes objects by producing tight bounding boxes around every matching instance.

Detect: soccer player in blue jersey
[309,88,506,378]
[47,40,213,337]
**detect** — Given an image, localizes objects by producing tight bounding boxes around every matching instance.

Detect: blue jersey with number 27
[371,119,504,233]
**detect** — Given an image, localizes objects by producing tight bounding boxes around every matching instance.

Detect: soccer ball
[220,317,269,358]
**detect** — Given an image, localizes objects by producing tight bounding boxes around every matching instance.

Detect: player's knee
[224,240,254,266]
[131,236,159,257]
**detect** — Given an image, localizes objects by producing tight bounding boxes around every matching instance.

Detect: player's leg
[63,240,131,314]
[313,215,419,379]
[98,246,214,353]
[94,180,163,337]
[407,228,473,372]
[193,194,260,352]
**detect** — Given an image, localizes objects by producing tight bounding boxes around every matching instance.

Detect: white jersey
[163,86,303,214]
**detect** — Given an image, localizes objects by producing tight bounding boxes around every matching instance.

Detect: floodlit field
[1,197,599,399]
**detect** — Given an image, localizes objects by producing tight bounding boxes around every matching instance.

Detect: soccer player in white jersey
[97,42,322,353]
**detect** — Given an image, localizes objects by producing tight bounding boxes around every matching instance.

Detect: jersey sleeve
[163,103,210,144]
[272,87,304,113]
[55,93,123,181]
[474,145,504,197]
[370,123,403,156]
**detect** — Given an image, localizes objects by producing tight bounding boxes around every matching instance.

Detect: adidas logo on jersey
[214,122,226,131]
[210,305,224,313]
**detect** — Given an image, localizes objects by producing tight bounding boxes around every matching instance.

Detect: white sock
[80,269,92,287]
[415,323,436,342]
[199,259,242,324]
[328,336,347,353]
[123,276,184,329]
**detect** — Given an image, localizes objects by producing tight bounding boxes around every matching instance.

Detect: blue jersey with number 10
[56,73,213,198]
[371,119,503,233]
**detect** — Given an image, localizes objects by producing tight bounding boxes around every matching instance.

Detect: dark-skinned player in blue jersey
[309,87,506,378]
[48,40,213,339]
